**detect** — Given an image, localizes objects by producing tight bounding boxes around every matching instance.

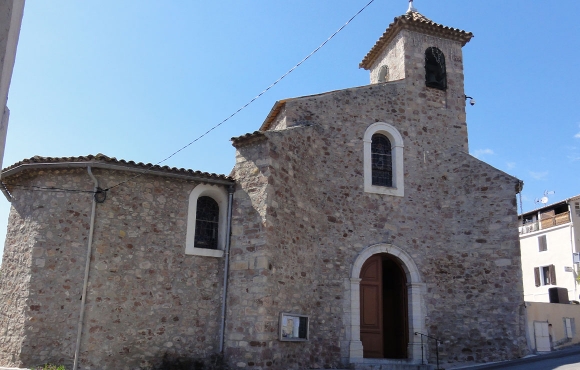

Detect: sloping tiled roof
[2,154,233,183]
[360,10,473,70]
[260,100,289,132]
[231,131,266,147]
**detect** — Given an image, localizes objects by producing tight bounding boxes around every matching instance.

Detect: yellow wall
[526,301,580,351]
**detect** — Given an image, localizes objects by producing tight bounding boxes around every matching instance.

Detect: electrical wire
[1,182,95,194]
[106,0,376,191]
[2,0,376,196]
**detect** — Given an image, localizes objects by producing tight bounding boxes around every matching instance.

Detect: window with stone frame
[185,183,228,257]
[425,47,447,90]
[371,134,393,187]
[534,265,556,287]
[194,196,219,250]
[363,122,404,197]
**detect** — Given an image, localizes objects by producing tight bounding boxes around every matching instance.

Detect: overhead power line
[106,0,376,191]
[3,0,376,196]
[2,183,94,194]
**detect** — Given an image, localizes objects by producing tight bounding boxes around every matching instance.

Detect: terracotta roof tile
[2,154,233,182]
[231,131,267,147]
[360,10,473,70]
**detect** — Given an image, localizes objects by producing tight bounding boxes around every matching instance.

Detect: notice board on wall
[279,312,309,341]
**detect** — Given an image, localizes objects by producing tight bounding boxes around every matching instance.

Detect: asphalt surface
[453,345,580,370]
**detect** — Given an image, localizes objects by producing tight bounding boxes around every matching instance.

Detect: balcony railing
[519,211,571,235]
[519,222,539,235]
[541,211,571,229]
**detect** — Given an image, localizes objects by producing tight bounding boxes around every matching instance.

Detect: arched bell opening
[425,47,447,91]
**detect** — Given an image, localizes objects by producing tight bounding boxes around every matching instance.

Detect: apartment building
[519,195,580,302]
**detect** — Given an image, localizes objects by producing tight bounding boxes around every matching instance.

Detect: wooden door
[360,254,383,358]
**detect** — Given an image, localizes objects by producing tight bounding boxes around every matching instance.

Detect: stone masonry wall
[369,32,406,84]
[226,138,277,368]
[228,56,526,368]
[0,198,35,367]
[0,168,228,369]
[0,169,93,368]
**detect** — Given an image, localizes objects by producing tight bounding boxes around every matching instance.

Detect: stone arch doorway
[348,243,426,365]
[360,253,408,358]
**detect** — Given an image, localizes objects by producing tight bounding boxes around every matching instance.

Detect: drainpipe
[219,185,235,353]
[73,166,99,369]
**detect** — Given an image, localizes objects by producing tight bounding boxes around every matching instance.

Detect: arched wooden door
[360,254,408,359]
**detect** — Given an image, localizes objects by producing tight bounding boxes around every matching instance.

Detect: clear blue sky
[1,1,579,263]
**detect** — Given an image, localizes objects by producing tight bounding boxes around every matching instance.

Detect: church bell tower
[359,0,473,151]
[359,1,473,113]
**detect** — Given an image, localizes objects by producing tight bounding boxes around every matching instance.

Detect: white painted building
[519,195,580,302]
[0,0,25,171]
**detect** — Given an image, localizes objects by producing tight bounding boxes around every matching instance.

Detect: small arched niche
[378,65,389,83]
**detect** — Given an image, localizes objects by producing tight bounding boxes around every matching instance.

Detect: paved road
[452,346,580,370]
[496,353,580,369]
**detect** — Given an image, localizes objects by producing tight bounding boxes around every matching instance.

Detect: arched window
[371,134,392,187]
[185,184,228,257]
[363,122,404,197]
[194,196,219,250]
[425,47,446,90]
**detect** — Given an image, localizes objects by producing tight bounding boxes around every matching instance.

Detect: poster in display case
[279,312,309,341]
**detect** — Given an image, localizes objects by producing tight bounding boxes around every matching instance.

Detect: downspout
[219,185,235,353]
[73,166,99,369]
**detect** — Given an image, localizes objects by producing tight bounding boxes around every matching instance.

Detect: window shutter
[549,264,557,285]
[534,267,541,287]
[572,318,576,337]
[538,235,547,252]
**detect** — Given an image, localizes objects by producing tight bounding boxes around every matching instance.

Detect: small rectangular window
[537,264,557,286]
[538,235,548,252]
[542,266,551,285]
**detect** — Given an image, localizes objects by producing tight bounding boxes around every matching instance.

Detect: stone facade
[0,166,233,369]
[0,7,528,370]
[227,83,526,370]
[224,9,526,370]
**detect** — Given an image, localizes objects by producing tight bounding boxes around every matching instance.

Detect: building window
[425,47,446,90]
[538,235,548,252]
[371,134,392,187]
[186,184,229,257]
[363,122,404,197]
[194,196,219,250]
[534,265,556,287]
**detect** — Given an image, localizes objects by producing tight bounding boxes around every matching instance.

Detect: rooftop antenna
[535,190,555,205]
[407,0,417,13]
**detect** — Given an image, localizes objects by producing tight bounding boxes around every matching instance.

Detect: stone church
[0,4,527,370]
